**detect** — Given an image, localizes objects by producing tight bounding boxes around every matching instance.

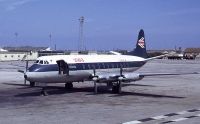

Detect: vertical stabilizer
[130,29,147,58]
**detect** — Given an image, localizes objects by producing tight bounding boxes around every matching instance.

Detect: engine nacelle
[122,73,144,82]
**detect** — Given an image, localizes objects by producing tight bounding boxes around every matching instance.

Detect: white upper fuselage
[36,54,146,65]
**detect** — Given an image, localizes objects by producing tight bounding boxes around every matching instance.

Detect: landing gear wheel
[112,84,120,93]
[30,82,35,87]
[41,88,48,96]
[65,83,73,89]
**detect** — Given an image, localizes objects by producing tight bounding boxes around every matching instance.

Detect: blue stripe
[28,61,146,72]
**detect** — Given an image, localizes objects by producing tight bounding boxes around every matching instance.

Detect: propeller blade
[120,67,123,76]
[25,61,29,72]
[18,70,24,73]
[93,69,96,76]
[24,78,27,85]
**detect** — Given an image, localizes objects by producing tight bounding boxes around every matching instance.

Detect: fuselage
[25,54,146,83]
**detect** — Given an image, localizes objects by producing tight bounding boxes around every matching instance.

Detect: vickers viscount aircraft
[18,29,196,95]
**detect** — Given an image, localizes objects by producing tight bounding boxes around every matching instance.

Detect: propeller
[18,60,29,85]
[118,67,124,80]
[92,69,98,81]
[92,68,99,94]
[24,60,29,84]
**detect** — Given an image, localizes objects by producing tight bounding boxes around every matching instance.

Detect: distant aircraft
[18,29,197,95]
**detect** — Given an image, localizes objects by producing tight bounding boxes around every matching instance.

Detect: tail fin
[130,29,147,58]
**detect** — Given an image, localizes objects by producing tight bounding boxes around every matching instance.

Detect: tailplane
[129,29,147,58]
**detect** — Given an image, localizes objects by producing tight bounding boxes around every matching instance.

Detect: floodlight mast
[78,16,84,51]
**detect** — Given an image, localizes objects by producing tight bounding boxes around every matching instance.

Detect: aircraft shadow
[14,85,115,97]
[122,83,156,87]
[110,91,185,99]
[14,85,185,99]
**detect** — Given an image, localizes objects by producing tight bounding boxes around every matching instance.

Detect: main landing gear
[112,81,122,94]
[65,82,73,89]
[39,82,73,96]
[41,87,48,96]
[30,82,35,87]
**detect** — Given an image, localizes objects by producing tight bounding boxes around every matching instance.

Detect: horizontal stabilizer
[144,54,168,61]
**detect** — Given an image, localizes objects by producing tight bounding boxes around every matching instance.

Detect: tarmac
[0,59,200,124]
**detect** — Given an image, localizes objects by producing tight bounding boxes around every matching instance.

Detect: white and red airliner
[19,29,196,95]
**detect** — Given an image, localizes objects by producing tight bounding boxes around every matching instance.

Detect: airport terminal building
[0,46,47,61]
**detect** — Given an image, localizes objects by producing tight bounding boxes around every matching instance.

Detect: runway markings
[161,114,200,123]
[122,108,200,124]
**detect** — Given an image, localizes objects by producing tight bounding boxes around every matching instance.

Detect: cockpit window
[44,61,46,64]
[35,60,39,63]
[39,60,43,64]
[35,60,49,65]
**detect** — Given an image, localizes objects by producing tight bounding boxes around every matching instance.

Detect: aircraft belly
[26,67,140,83]
[26,71,91,83]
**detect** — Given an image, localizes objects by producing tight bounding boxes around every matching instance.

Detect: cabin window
[44,61,49,64]
[115,63,119,68]
[129,63,133,67]
[35,60,39,63]
[122,63,125,68]
[107,63,110,68]
[127,62,129,67]
[87,64,91,69]
[96,63,100,69]
[82,64,85,70]
[112,63,115,68]
[106,63,109,68]
[92,64,95,69]
[101,63,104,69]
[120,63,123,68]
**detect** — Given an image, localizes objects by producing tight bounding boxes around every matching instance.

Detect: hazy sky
[0,0,200,50]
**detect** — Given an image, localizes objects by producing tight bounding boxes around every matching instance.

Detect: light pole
[78,16,84,51]
[14,32,18,46]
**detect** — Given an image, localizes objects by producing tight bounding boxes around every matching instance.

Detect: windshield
[34,60,49,65]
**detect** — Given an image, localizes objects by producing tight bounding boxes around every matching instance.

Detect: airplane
[19,29,197,95]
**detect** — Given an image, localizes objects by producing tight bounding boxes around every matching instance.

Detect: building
[184,48,200,59]
[0,51,38,61]
[0,46,48,61]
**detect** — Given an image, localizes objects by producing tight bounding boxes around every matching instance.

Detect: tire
[30,82,35,87]
[112,85,119,93]
[65,83,73,89]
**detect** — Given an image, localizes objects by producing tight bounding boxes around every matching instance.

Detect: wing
[92,71,199,83]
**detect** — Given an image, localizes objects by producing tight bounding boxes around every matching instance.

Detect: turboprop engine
[121,73,144,82]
